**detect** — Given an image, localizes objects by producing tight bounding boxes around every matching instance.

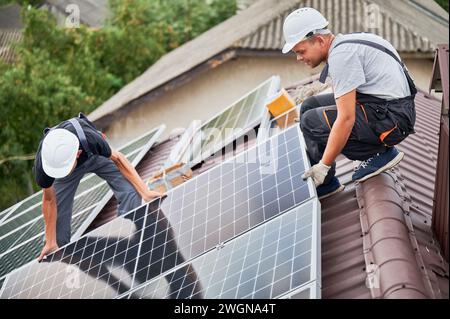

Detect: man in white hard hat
[282,7,416,199]
[34,113,164,261]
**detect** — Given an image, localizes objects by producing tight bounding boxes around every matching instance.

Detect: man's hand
[38,242,59,262]
[302,160,331,187]
[142,190,166,202]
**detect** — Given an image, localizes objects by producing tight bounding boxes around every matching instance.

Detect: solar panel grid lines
[0,150,141,243]
[0,182,109,251]
[0,202,101,259]
[0,126,164,229]
[0,204,20,225]
[278,281,320,299]
[0,136,155,256]
[0,125,318,299]
[0,170,109,232]
[118,199,319,299]
[0,193,41,224]
[0,128,155,226]
[185,76,280,166]
[0,126,165,286]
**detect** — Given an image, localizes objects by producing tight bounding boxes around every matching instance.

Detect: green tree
[0,0,236,210]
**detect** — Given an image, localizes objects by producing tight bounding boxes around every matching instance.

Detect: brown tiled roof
[286,80,449,298]
[84,76,449,298]
[86,77,449,298]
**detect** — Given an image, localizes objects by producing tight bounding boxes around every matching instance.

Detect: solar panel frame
[116,198,320,299]
[0,204,18,225]
[279,281,321,299]
[164,120,201,168]
[0,125,319,299]
[0,192,41,225]
[171,76,280,166]
[0,125,165,286]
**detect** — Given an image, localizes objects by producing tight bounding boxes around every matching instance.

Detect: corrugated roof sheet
[0,29,22,64]
[234,0,442,53]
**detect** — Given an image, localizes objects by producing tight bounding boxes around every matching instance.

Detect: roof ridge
[236,0,444,53]
[369,0,448,45]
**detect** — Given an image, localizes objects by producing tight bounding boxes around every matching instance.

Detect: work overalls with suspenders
[44,113,142,247]
[299,38,417,185]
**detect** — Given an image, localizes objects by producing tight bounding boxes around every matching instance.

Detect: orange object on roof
[266,88,298,128]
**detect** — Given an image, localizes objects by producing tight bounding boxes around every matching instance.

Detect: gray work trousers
[53,155,142,247]
[299,93,415,185]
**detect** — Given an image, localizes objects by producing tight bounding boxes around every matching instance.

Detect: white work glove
[302,160,331,187]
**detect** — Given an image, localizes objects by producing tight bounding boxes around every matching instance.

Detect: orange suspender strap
[322,110,332,130]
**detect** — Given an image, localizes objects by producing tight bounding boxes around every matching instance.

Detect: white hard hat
[282,7,329,54]
[41,128,79,178]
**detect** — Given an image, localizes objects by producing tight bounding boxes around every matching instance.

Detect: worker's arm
[321,89,356,165]
[302,90,356,186]
[110,149,164,202]
[38,186,59,261]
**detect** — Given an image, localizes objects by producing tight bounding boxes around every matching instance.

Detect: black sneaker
[352,147,404,183]
[317,177,345,200]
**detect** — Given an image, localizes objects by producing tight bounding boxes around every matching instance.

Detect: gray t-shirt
[327,33,411,100]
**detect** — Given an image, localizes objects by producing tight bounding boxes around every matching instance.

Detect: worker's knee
[300,108,317,134]
[300,96,322,117]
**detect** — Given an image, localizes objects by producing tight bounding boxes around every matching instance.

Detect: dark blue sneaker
[317,177,345,200]
[352,147,404,183]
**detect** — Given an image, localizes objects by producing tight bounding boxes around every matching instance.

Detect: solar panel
[0,125,319,299]
[0,204,18,224]
[171,76,280,166]
[117,200,320,299]
[164,120,201,168]
[0,125,165,287]
[0,193,41,225]
[279,281,321,299]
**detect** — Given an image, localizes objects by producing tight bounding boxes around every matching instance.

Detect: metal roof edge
[356,171,435,298]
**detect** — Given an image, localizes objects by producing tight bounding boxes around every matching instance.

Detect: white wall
[104,55,434,148]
